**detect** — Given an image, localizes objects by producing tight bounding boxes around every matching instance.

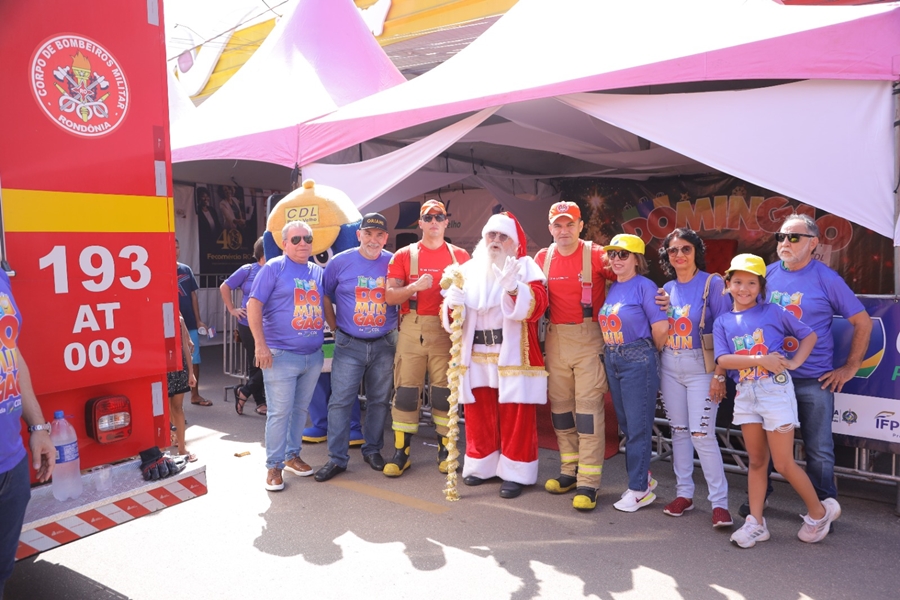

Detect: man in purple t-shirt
[314,213,398,482]
[762,214,871,505]
[248,221,326,492]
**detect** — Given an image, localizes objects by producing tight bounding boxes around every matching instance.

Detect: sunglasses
[774,232,815,244]
[666,245,694,256]
[486,232,509,243]
[607,250,632,260]
[421,214,446,223]
[288,234,313,245]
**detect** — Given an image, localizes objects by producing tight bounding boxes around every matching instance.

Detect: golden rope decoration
[440,265,465,501]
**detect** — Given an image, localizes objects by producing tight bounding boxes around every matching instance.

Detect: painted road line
[327,480,451,515]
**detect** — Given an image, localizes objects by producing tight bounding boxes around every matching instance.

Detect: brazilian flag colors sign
[833,297,900,453]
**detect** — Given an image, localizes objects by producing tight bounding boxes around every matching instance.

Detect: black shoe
[499,481,523,499]
[363,453,385,472]
[463,475,487,486]
[738,498,769,518]
[314,461,346,482]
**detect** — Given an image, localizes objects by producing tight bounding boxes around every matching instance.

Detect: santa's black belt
[473,329,503,346]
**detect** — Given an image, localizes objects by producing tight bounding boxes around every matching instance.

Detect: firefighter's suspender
[408,242,458,309]
[542,241,593,319]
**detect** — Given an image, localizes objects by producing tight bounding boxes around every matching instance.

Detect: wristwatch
[27,423,51,434]
[714,374,726,383]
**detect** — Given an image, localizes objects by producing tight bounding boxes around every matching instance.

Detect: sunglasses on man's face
[666,245,694,256]
[288,234,314,245]
[486,232,509,243]
[607,250,632,260]
[421,214,446,223]
[774,232,815,244]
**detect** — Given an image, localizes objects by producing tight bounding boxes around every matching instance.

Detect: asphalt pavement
[7,345,900,600]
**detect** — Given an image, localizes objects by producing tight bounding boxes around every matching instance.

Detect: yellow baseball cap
[604,234,645,255]
[725,254,766,277]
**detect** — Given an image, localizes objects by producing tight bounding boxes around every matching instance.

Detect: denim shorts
[733,372,799,431]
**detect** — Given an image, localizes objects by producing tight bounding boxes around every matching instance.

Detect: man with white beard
[441,212,548,499]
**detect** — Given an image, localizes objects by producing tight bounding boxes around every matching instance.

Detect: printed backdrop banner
[559,175,894,294]
[834,297,900,454]
[193,183,276,274]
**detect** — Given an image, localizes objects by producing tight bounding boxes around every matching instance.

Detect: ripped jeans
[660,348,728,509]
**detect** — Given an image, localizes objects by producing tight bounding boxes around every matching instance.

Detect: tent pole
[894,85,900,294]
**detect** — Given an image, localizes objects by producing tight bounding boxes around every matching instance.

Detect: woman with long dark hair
[658,228,732,527]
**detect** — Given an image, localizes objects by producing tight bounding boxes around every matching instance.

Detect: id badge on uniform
[773,372,788,385]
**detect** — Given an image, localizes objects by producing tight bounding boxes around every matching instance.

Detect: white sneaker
[798,498,841,543]
[730,515,770,549]
[621,474,657,498]
[614,488,656,512]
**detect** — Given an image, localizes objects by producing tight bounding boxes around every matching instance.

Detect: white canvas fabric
[558,80,896,243]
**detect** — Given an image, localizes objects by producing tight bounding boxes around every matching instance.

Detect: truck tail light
[85,396,132,444]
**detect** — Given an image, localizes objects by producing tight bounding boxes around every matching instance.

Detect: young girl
[713,254,840,548]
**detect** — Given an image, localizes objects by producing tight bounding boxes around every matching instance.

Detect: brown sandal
[256,404,267,416]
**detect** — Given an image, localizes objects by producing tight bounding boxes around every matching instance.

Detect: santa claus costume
[441,212,548,498]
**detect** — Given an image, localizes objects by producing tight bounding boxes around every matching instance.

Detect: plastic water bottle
[51,411,83,501]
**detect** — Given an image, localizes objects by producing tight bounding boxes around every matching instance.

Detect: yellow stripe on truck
[2,189,172,233]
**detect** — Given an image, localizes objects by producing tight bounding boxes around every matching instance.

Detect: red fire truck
[0,0,206,560]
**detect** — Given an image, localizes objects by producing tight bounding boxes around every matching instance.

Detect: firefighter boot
[437,436,456,473]
[383,431,412,477]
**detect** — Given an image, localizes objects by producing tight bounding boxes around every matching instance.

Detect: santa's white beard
[472,240,515,275]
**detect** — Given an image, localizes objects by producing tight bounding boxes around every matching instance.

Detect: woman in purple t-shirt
[221,238,267,416]
[714,254,839,549]
[658,228,733,527]
[598,234,668,513]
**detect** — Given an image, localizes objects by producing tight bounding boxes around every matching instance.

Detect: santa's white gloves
[492,256,521,293]
[444,284,465,309]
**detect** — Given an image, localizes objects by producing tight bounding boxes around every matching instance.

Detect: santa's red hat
[482,211,527,258]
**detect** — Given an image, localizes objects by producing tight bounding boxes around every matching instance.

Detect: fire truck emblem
[30,35,129,137]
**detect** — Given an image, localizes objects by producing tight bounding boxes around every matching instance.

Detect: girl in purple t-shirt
[713,254,839,549]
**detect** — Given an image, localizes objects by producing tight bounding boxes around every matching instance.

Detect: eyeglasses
[288,234,313,245]
[775,232,815,244]
[666,245,694,256]
[486,232,509,243]
[421,214,446,223]
[607,250,632,260]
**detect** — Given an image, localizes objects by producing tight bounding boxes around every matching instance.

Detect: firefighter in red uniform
[384,200,469,477]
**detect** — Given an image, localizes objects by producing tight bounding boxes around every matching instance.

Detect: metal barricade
[646,415,900,513]
[222,287,248,402]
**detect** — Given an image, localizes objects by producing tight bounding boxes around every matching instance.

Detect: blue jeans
[263,349,324,469]
[327,330,397,467]
[605,338,660,492]
[0,457,30,595]
[793,377,837,500]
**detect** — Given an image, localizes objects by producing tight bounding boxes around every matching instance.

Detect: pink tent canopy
[171,0,405,169]
[299,0,900,165]
[294,0,900,243]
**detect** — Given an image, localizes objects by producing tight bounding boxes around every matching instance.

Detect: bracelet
[28,423,51,434]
